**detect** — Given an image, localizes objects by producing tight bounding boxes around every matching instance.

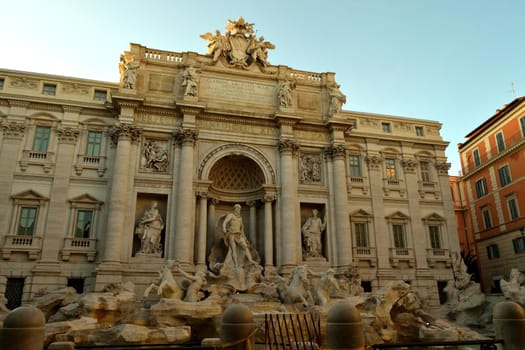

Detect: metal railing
[265,312,321,350]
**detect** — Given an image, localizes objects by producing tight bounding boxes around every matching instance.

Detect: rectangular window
[508,197,520,220]
[475,178,488,198]
[420,161,432,183]
[481,206,492,229]
[94,89,107,101]
[348,155,361,177]
[520,116,525,138]
[354,222,369,247]
[385,158,397,180]
[496,132,505,152]
[429,225,442,249]
[75,210,93,238]
[498,165,511,187]
[17,207,38,235]
[32,126,51,152]
[382,122,391,133]
[486,244,499,259]
[392,224,407,248]
[86,131,102,156]
[473,149,481,167]
[43,83,57,96]
[512,236,525,253]
[0,77,4,90]
[415,126,424,136]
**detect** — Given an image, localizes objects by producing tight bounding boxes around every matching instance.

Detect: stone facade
[0,18,458,309]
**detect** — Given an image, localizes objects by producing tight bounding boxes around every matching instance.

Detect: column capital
[401,158,417,173]
[365,155,382,170]
[2,121,26,139]
[56,127,80,144]
[110,124,142,144]
[263,195,276,203]
[246,200,258,207]
[210,198,221,206]
[278,138,299,155]
[196,191,208,199]
[324,143,347,158]
[173,127,198,145]
[435,162,451,175]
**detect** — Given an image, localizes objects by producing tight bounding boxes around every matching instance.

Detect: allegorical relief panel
[299,154,322,184]
[141,139,169,172]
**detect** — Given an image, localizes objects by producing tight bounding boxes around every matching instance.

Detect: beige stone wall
[0,43,457,307]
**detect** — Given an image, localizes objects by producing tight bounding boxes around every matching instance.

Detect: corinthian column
[173,127,198,264]
[263,195,275,269]
[278,138,299,268]
[103,124,141,263]
[196,192,208,269]
[327,144,352,268]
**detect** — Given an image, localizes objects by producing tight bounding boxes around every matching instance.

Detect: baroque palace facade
[0,18,458,308]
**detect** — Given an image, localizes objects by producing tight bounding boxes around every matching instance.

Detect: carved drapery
[299,153,322,184]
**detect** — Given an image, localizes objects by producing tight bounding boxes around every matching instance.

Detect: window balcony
[61,237,97,262]
[74,154,107,177]
[2,234,42,260]
[389,247,415,267]
[382,178,405,197]
[426,248,451,268]
[19,150,55,173]
[352,246,377,267]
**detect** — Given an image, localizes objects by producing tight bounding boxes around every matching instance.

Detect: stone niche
[300,204,327,263]
[132,194,168,258]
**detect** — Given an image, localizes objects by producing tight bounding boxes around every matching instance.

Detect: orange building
[455,97,525,292]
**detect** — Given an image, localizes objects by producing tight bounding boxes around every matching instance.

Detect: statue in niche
[302,209,327,258]
[278,79,296,109]
[119,54,139,89]
[143,141,169,172]
[182,66,199,97]
[207,203,261,291]
[222,204,258,268]
[135,202,164,255]
[328,83,346,117]
[300,154,321,183]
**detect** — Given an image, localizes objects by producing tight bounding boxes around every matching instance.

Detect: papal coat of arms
[200,17,275,70]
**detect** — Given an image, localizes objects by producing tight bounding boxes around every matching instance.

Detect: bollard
[326,302,365,350]
[0,305,46,350]
[493,301,525,350]
[220,303,257,350]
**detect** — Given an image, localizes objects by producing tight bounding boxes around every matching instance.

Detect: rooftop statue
[200,17,275,69]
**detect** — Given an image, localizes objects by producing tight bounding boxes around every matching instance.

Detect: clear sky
[1,0,523,175]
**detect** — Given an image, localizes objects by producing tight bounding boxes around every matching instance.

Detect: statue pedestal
[303,257,330,273]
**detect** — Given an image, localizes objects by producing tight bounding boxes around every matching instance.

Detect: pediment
[422,212,445,222]
[386,211,409,220]
[350,209,371,218]
[69,193,104,205]
[11,189,48,201]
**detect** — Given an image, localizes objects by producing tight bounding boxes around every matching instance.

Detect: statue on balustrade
[328,83,346,117]
[119,54,139,89]
[302,209,327,259]
[135,202,164,255]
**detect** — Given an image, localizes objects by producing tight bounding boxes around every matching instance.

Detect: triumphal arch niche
[111,16,359,291]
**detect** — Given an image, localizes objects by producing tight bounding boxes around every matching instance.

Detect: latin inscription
[200,77,276,105]
[135,114,179,126]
